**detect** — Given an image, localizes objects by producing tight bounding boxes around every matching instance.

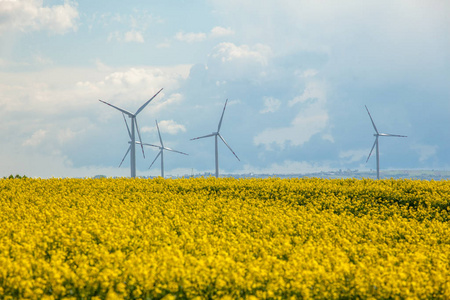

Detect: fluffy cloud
[108,30,144,43]
[174,27,234,44]
[142,119,186,135]
[0,64,192,177]
[175,31,207,43]
[23,129,47,147]
[412,144,438,162]
[210,0,450,88]
[159,120,186,134]
[339,149,369,164]
[210,42,270,65]
[0,0,79,34]
[89,67,187,106]
[207,42,272,81]
[210,26,234,38]
[260,97,281,114]
[254,81,329,149]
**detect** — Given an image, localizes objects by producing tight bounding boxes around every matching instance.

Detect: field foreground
[0,177,449,299]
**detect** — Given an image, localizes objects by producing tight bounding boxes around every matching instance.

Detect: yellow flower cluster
[0,177,449,299]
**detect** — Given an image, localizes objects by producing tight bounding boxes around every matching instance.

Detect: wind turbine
[99,88,163,178]
[365,105,407,179]
[118,113,144,169]
[191,99,240,178]
[141,120,188,178]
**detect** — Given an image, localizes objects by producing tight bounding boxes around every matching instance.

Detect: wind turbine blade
[164,147,189,155]
[191,133,216,140]
[218,134,240,161]
[156,120,164,147]
[366,139,377,163]
[134,118,145,158]
[365,105,379,134]
[148,151,162,169]
[140,142,161,149]
[217,99,228,132]
[135,88,164,115]
[381,133,407,138]
[119,146,131,168]
[122,113,132,139]
[99,99,133,116]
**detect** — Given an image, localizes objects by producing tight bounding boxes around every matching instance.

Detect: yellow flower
[0,177,448,299]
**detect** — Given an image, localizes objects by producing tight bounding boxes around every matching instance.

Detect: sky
[0,0,449,178]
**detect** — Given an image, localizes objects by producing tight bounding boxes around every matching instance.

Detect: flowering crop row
[0,177,449,299]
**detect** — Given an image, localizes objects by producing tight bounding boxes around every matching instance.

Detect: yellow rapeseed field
[0,177,449,299]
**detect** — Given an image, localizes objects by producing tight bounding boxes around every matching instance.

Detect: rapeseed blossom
[0,177,449,299]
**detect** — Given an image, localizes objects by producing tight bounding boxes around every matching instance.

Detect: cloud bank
[0,0,79,34]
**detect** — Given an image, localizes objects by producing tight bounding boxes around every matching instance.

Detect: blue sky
[1,0,449,178]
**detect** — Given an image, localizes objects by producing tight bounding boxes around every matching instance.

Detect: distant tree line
[2,174,28,179]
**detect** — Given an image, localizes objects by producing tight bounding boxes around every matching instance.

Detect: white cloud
[253,113,328,150]
[289,81,325,106]
[211,42,271,65]
[32,54,53,66]
[260,97,281,114]
[210,26,234,38]
[298,69,319,78]
[0,0,79,34]
[151,93,184,114]
[207,42,272,81]
[159,120,186,134]
[92,10,159,31]
[96,68,184,103]
[107,31,120,42]
[173,27,233,44]
[0,64,193,177]
[339,149,368,163]
[58,128,77,144]
[141,119,186,135]
[157,42,171,48]
[175,31,206,43]
[210,0,450,88]
[108,30,144,43]
[254,81,329,149]
[0,144,133,178]
[412,144,438,162]
[23,129,46,146]
[124,30,144,43]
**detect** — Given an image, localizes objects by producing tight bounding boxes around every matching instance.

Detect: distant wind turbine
[365,105,407,179]
[191,99,240,178]
[118,113,144,169]
[99,88,163,178]
[141,120,188,178]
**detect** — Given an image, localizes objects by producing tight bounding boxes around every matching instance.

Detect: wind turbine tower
[141,120,188,178]
[365,105,407,179]
[117,113,145,170]
[99,88,163,178]
[191,99,240,178]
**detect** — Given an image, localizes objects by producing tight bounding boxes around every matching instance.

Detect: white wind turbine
[191,99,240,178]
[99,88,163,178]
[141,120,188,178]
[117,113,144,169]
[365,105,407,179]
